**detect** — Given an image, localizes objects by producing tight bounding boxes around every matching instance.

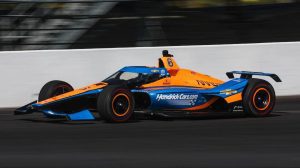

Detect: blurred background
[0,0,300,51]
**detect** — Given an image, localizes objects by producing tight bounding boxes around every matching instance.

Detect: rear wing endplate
[226,71,282,82]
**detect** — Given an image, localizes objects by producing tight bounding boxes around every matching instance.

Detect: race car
[15,50,281,122]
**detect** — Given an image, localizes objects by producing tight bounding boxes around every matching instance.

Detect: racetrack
[0,97,300,168]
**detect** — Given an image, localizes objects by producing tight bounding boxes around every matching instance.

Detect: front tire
[243,78,275,117]
[38,80,74,101]
[97,85,134,123]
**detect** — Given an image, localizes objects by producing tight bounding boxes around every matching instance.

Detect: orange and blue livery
[15,50,281,122]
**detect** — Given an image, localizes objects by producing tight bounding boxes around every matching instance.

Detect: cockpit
[102,66,169,87]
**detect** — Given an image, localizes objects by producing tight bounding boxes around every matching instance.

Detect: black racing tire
[243,78,275,117]
[97,85,134,123]
[38,80,74,101]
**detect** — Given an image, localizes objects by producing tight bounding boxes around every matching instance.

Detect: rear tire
[243,78,275,117]
[38,80,74,101]
[97,85,134,123]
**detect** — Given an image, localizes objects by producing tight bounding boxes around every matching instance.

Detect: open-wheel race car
[15,50,281,122]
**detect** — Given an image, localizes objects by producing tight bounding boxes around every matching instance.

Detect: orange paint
[38,55,224,107]
[225,92,242,103]
[142,69,223,89]
[142,55,224,89]
[159,57,180,70]
[38,82,107,105]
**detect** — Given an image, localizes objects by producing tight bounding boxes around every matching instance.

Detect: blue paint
[42,110,68,118]
[230,71,274,76]
[67,109,95,120]
[40,109,95,120]
[120,66,169,76]
[132,78,248,110]
[227,71,281,82]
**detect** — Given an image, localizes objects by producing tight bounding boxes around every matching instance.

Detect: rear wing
[226,71,282,82]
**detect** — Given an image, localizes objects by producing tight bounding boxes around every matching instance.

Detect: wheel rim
[112,93,130,117]
[54,85,72,96]
[252,88,271,111]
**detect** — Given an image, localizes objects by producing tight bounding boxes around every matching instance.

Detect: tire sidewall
[97,85,134,122]
[38,80,73,101]
[243,79,275,117]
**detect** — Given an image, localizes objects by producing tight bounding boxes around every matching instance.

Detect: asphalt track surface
[0,97,300,168]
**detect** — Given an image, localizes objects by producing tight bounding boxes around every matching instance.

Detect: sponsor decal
[233,105,243,112]
[156,93,199,106]
[220,89,238,95]
[167,58,173,67]
[156,93,198,101]
[151,69,159,73]
[162,78,171,85]
[196,80,219,86]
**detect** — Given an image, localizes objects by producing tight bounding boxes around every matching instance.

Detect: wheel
[97,85,134,122]
[242,78,275,117]
[38,80,74,101]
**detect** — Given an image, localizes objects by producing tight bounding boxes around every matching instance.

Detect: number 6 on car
[15,50,281,122]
